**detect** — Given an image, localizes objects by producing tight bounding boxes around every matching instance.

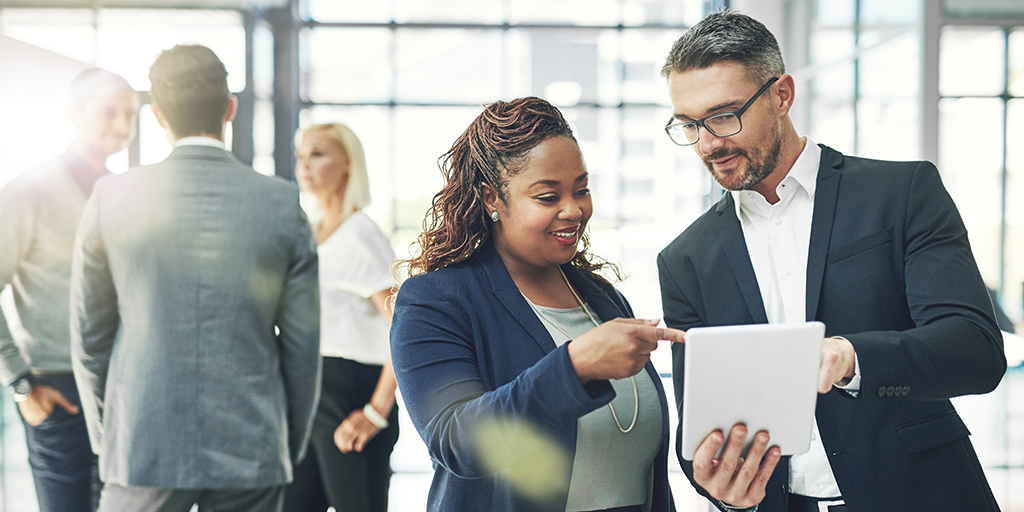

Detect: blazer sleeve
[657,252,705,334]
[391,274,615,480]
[69,189,120,454]
[657,249,722,504]
[848,161,1005,400]
[275,209,322,463]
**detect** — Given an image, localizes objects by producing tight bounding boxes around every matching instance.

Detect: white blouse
[315,211,396,365]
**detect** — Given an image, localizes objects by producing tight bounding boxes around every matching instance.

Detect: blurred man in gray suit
[69,45,322,512]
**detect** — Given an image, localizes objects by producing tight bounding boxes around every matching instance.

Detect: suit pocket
[896,409,970,454]
[827,227,893,264]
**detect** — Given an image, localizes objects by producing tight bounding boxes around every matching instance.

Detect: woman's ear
[481,182,499,216]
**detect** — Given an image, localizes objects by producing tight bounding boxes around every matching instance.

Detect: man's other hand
[819,336,856,393]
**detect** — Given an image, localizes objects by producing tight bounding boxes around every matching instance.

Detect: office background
[0,0,1021,510]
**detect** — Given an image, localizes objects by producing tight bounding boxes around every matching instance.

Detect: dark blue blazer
[392,243,675,512]
[657,145,1006,512]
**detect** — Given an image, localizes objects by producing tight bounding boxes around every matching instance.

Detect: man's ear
[773,73,796,119]
[151,103,177,142]
[224,96,237,123]
[152,103,168,129]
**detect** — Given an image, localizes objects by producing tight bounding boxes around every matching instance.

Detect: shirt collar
[62,147,110,197]
[786,137,821,200]
[174,136,227,150]
[732,137,821,217]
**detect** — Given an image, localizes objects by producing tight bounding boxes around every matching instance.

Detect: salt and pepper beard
[701,121,783,192]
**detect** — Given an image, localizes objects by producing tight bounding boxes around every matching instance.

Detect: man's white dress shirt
[731,138,859,499]
[175,136,227,150]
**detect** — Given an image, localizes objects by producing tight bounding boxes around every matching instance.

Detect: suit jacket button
[894,386,903,397]
[886,386,895,397]
[878,386,887,397]
[903,386,911,396]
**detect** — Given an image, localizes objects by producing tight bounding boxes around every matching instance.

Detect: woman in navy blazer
[391,97,683,512]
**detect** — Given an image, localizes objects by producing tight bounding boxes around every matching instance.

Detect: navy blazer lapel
[559,265,625,322]
[715,193,769,324]
[805,145,842,322]
[480,245,559,354]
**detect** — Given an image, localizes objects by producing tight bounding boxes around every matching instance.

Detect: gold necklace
[523,267,639,434]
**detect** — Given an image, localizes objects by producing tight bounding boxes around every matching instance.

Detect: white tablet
[680,322,825,461]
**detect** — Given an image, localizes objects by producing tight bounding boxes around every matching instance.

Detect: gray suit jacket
[70,144,322,489]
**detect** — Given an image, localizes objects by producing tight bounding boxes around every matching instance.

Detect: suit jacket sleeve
[657,251,718,504]
[275,209,321,463]
[391,274,615,480]
[69,188,120,453]
[846,161,1005,400]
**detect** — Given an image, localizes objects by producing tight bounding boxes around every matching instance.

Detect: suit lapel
[482,246,634,355]
[805,145,842,322]
[480,245,559,355]
[715,193,769,324]
[560,265,622,322]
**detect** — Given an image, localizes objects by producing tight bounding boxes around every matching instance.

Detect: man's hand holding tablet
[693,424,782,510]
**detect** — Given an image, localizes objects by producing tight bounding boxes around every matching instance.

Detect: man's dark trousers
[19,374,101,512]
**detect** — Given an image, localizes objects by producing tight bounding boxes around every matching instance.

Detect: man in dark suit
[70,45,321,512]
[656,11,1005,512]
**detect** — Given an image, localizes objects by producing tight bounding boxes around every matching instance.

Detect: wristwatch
[9,375,34,402]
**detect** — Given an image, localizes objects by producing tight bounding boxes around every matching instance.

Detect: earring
[490,211,499,222]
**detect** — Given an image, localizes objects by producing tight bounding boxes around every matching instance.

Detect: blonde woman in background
[284,123,400,512]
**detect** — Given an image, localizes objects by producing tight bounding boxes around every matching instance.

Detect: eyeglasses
[664,77,780,147]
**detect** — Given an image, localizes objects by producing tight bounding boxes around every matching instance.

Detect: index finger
[53,390,81,415]
[691,429,725,480]
[640,325,686,343]
[612,318,660,326]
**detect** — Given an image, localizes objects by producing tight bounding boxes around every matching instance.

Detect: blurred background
[0,0,1022,510]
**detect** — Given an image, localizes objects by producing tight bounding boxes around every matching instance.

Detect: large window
[939,25,1024,333]
[296,0,708,326]
[0,7,247,185]
[801,0,923,160]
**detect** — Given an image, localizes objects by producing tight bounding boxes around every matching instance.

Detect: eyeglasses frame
[664,76,781,147]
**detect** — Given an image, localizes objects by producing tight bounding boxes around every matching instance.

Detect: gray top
[0,150,106,385]
[526,300,663,512]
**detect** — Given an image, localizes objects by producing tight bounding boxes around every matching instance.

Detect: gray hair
[661,10,785,86]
